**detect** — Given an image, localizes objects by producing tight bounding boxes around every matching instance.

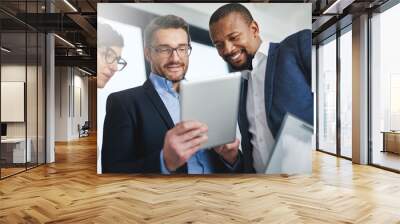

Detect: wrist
[224,153,238,165]
[164,157,177,172]
[162,149,177,172]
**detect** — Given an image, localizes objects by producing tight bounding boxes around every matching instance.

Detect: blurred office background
[0,0,399,179]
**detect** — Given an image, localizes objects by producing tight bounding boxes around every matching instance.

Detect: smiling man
[102,15,242,173]
[209,3,313,173]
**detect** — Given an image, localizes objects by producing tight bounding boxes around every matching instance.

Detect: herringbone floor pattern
[1,134,400,223]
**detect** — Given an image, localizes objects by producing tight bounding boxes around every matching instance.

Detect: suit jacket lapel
[238,78,255,172]
[238,78,249,135]
[265,42,279,137]
[143,79,175,129]
[143,79,188,173]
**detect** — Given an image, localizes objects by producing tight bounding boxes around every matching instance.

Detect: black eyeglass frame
[150,44,192,58]
[102,47,127,71]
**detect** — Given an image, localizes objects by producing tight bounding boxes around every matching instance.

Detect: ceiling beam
[67,13,97,46]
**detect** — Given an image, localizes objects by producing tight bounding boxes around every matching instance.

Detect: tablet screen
[180,73,241,149]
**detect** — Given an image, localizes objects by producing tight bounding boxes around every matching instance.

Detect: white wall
[72,73,89,138]
[1,63,46,164]
[1,66,25,125]
[55,67,68,141]
[127,3,311,43]
[55,67,89,141]
[1,65,34,138]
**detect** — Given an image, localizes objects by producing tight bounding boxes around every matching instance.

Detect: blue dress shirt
[149,73,238,174]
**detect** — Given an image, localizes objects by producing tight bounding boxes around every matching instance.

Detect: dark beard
[226,52,254,71]
[169,72,186,83]
[152,71,185,83]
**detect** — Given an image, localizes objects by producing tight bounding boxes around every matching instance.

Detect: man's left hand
[213,138,240,165]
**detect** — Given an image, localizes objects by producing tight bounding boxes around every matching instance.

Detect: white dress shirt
[241,40,275,173]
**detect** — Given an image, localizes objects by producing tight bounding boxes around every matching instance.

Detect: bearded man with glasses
[97,23,127,88]
[102,15,242,173]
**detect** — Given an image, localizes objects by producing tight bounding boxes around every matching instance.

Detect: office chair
[79,121,90,138]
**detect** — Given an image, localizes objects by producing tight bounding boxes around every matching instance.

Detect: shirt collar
[241,39,269,80]
[257,38,269,57]
[149,72,177,96]
[241,71,250,80]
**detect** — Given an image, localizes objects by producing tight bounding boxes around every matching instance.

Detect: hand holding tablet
[163,120,209,172]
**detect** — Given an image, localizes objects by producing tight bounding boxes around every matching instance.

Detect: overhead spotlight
[1,47,11,53]
[63,0,78,12]
[54,34,75,48]
[322,0,354,15]
[76,48,87,56]
[78,67,93,76]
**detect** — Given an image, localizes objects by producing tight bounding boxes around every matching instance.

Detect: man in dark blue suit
[102,15,242,173]
[209,3,313,173]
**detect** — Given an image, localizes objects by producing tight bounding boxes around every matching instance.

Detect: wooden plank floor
[1,134,400,223]
[1,167,26,178]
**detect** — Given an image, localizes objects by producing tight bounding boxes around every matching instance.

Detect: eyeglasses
[150,44,192,58]
[102,47,127,71]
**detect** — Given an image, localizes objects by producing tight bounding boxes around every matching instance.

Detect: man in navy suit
[102,15,242,173]
[209,3,313,173]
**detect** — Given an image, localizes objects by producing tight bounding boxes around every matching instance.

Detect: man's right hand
[163,121,208,172]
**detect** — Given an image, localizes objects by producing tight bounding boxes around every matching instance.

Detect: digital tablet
[265,113,313,175]
[180,73,241,149]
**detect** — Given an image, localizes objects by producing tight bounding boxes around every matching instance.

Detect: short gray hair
[144,15,190,48]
